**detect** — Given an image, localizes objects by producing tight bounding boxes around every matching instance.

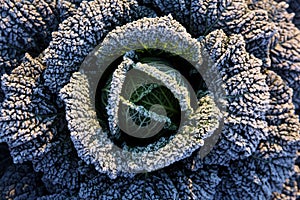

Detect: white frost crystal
[1,0,299,199]
[59,16,221,178]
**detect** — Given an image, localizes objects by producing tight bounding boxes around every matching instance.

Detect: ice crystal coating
[42,0,147,93]
[106,58,176,138]
[79,170,181,199]
[139,0,276,62]
[60,16,222,178]
[215,70,300,199]
[0,163,45,200]
[78,163,221,199]
[0,53,58,163]
[198,29,270,164]
[0,0,83,104]
[286,0,300,29]
[31,134,80,193]
[0,0,299,199]
[249,0,300,118]
[0,0,79,72]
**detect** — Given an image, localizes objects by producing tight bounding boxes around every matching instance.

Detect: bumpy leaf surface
[0,0,299,199]
[0,54,58,163]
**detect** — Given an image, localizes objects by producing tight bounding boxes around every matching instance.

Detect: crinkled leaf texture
[0,0,299,199]
[0,0,79,71]
[197,29,270,165]
[215,71,300,199]
[287,0,300,29]
[140,0,276,62]
[249,0,300,118]
[0,0,82,104]
[42,0,144,93]
[0,163,45,200]
[60,16,221,178]
[0,53,58,163]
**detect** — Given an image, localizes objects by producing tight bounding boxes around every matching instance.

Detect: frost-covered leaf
[32,134,80,194]
[0,0,79,71]
[199,29,270,165]
[60,69,220,179]
[42,0,142,93]
[79,163,220,200]
[140,0,275,62]
[37,192,78,200]
[60,16,221,178]
[215,70,300,199]
[272,168,299,200]
[0,163,45,200]
[106,55,194,138]
[270,22,300,118]
[249,0,300,118]
[287,0,300,29]
[0,0,82,105]
[0,0,299,199]
[0,53,58,163]
[166,165,221,200]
